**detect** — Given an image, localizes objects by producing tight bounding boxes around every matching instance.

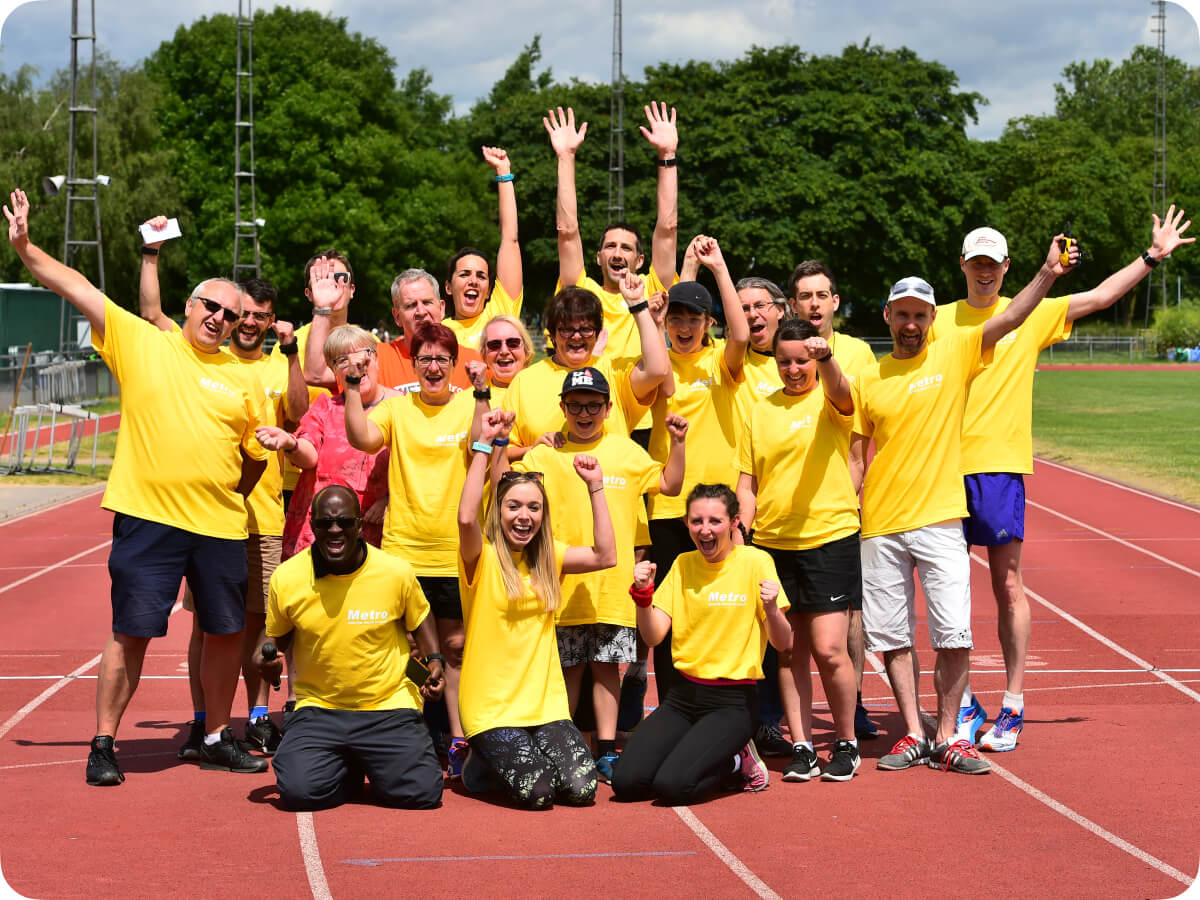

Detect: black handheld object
[405,654,430,686]
[261,641,281,690]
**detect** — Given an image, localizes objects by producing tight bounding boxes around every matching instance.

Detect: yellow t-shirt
[266,545,430,711]
[94,298,268,540]
[855,326,991,537]
[270,321,330,492]
[563,267,672,372]
[501,355,647,448]
[517,433,661,628]
[930,296,1072,475]
[444,281,523,352]
[369,390,475,575]
[738,388,859,550]
[647,344,745,520]
[831,331,878,382]
[458,539,570,738]
[654,545,789,681]
[236,352,288,537]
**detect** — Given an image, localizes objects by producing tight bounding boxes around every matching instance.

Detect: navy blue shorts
[963,473,1025,547]
[108,513,247,638]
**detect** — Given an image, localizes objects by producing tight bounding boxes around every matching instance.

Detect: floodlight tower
[1146,0,1168,322]
[232,0,262,281]
[58,0,106,350]
[607,0,625,223]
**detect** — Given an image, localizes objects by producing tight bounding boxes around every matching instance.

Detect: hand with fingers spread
[482,145,512,177]
[4,189,30,250]
[1151,204,1195,260]
[639,101,678,158]
[309,257,342,311]
[255,425,295,452]
[619,271,646,307]
[543,106,588,157]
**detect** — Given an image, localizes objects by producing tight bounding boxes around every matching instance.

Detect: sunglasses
[499,470,543,483]
[312,515,360,530]
[563,400,606,415]
[332,271,350,284]
[486,337,524,352]
[195,297,241,325]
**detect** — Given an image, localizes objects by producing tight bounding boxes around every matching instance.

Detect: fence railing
[0,350,116,407]
[862,335,1149,361]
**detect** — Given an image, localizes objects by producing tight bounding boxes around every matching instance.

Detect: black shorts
[758,531,862,614]
[418,576,462,621]
[108,513,247,638]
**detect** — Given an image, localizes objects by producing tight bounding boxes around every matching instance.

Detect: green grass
[1033,369,1200,503]
[0,398,120,432]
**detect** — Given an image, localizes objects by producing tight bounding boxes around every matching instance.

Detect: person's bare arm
[138,215,175,332]
[695,236,749,376]
[236,447,268,497]
[641,102,679,284]
[410,614,445,702]
[622,271,670,402]
[544,107,588,287]
[302,258,342,390]
[5,189,107,341]
[761,580,792,652]
[272,319,310,424]
[804,336,853,415]
[342,365,386,453]
[849,434,867,496]
[258,426,317,470]
[981,235,1067,352]
[458,410,511,583]
[562,455,618,574]
[482,146,523,300]
[631,560,671,646]
[736,472,758,534]
[659,414,688,496]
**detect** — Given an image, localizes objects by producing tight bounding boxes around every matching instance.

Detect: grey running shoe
[782,745,821,782]
[199,727,270,773]
[928,738,991,775]
[820,739,861,782]
[877,734,931,771]
[86,735,125,786]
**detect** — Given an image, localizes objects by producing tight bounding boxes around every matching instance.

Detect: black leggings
[611,679,757,806]
[469,719,597,810]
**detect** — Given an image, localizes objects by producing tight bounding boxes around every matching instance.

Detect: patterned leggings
[469,719,597,810]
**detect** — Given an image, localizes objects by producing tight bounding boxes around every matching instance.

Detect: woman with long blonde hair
[455,409,617,809]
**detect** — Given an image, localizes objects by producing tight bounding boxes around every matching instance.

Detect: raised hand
[466,359,489,391]
[481,145,512,177]
[4,189,30,249]
[759,579,781,608]
[1152,205,1194,258]
[639,101,678,157]
[309,257,342,310]
[648,290,669,327]
[665,412,688,444]
[543,106,588,157]
[694,235,726,271]
[534,430,566,450]
[1045,233,1079,277]
[573,453,604,489]
[142,215,170,249]
[633,559,656,589]
[481,408,516,444]
[801,336,830,361]
[619,271,646,306]
[272,319,296,346]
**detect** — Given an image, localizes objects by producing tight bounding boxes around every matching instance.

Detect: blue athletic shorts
[108,513,248,637]
[963,473,1025,547]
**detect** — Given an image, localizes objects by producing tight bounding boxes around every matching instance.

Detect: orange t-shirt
[376,340,483,395]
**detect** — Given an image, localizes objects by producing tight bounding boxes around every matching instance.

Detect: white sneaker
[979,707,1024,752]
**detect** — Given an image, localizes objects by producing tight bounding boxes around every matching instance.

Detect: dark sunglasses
[196,297,240,324]
[486,337,524,352]
[332,271,350,284]
[499,471,543,484]
[312,515,360,530]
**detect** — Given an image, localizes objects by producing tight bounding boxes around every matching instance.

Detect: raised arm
[760,579,792,652]
[544,107,588,287]
[640,102,679,283]
[631,560,671,646]
[5,189,106,342]
[735,472,758,535]
[621,271,670,402]
[679,234,702,282]
[482,146,523,300]
[659,413,688,496]
[981,235,1069,352]
[1066,206,1193,322]
[342,362,386,453]
[562,454,618,574]
[458,410,512,581]
[138,216,174,332]
[302,258,342,390]
[695,236,749,376]
[804,336,853,415]
[273,319,310,425]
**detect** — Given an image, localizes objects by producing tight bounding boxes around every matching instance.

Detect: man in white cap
[937,209,1192,753]
[854,235,1068,775]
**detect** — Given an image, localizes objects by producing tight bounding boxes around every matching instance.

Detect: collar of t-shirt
[311,539,370,579]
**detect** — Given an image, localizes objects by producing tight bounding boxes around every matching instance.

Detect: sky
[1,0,1199,140]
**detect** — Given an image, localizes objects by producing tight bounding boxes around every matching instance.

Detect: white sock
[848,738,859,749]
[203,730,222,746]
[960,683,974,708]
[792,741,814,753]
[731,754,740,773]
[1002,691,1024,713]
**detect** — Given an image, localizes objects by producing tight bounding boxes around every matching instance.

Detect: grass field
[1033,368,1200,503]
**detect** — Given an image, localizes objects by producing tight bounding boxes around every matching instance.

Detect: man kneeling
[255,485,445,810]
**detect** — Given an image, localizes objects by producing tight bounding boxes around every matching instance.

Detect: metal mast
[59,0,105,350]
[606,0,624,223]
[1146,0,1168,323]
[232,0,261,281]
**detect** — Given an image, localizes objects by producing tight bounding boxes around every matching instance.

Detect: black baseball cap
[667,281,714,315]
[561,366,610,397]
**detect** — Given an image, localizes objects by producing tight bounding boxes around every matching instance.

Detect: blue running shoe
[979,706,1024,752]
[446,738,469,779]
[854,703,879,739]
[595,750,620,784]
[955,695,988,745]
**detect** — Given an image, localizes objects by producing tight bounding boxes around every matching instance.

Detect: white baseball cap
[961,227,1009,263]
[886,276,936,307]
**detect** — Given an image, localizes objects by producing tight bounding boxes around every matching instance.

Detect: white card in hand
[140,218,182,245]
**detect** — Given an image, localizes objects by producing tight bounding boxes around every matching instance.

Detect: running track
[0,460,1197,899]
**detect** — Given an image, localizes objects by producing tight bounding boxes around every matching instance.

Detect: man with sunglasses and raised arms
[256,486,445,810]
[855,237,1070,777]
[5,189,271,786]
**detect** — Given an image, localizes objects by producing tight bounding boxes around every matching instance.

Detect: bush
[1152,301,1200,355]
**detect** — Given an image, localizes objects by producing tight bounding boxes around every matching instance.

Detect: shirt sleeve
[402,569,431,633]
[367,398,396,448]
[653,560,680,619]
[265,570,291,638]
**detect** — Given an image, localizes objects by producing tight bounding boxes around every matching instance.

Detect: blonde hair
[323,324,377,368]
[484,474,562,612]
[478,314,535,361]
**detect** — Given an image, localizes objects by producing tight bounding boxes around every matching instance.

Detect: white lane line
[0,484,107,529]
[1026,500,1200,579]
[672,807,781,900]
[0,751,174,772]
[296,812,334,900]
[970,552,1200,704]
[865,655,1192,887]
[0,653,102,742]
[0,540,112,595]
[1035,458,1200,515]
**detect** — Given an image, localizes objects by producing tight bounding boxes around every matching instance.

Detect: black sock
[856,691,863,705]
[597,739,616,757]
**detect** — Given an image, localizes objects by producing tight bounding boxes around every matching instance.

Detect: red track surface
[0,412,120,457]
[0,464,1197,898]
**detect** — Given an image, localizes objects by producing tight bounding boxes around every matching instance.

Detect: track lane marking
[672,807,781,900]
[1034,458,1200,515]
[0,540,112,595]
[297,813,333,900]
[0,485,107,530]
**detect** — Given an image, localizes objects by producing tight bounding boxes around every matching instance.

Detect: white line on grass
[296,813,333,900]
[672,807,781,900]
[1034,458,1200,515]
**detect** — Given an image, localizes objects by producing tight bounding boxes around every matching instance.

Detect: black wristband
[656,157,677,167]
[814,350,833,363]
[1141,250,1160,269]
[141,246,159,256]
[473,388,492,400]
[626,300,650,315]
[424,653,445,664]
[344,374,363,386]
[279,341,298,356]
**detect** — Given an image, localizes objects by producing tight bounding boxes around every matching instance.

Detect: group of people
[4,99,1192,811]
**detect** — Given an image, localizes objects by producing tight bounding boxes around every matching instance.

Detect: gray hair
[735,276,787,308]
[390,268,440,305]
[189,278,243,314]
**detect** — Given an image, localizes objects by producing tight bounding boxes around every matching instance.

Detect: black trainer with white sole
[820,739,861,782]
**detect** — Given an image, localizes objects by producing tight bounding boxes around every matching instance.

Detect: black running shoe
[820,739,862,782]
[245,716,283,756]
[782,744,821,782]
[755,723,794,757]
[199,727,270,773]
[177,718,206,761]
[86,735,125,786]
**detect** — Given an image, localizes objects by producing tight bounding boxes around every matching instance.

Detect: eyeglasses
[195,297,241,324]
[334,348,375,369]
[555,325,597,339]
[414,354,453,369]
[563,400,606,415]
[499,470,543,483]
[742,302,780,315]
[486,337,524,352]
[312,515,360,530]
[242,310,274,323]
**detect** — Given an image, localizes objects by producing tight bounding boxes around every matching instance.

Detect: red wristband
[629,584,654,608]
